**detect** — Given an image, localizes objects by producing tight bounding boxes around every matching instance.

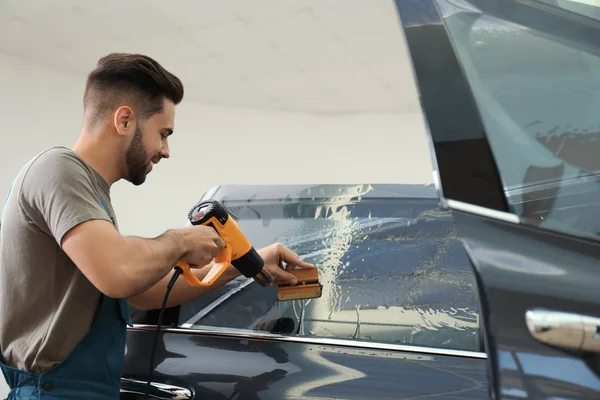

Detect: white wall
[0,52,433,238]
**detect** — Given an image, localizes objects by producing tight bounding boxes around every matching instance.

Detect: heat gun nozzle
[253,269,275,287]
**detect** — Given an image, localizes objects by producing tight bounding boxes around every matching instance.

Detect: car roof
[202,183,439,203]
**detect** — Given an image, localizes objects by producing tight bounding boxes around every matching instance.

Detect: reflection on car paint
[475,246,567,276]
[281,344,367,399]
[124,326,488,399]
[498,350,600,398]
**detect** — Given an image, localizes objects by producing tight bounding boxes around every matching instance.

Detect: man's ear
[114,106,134,137]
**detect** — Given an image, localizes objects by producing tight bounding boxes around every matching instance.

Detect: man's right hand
[182,225,226,267]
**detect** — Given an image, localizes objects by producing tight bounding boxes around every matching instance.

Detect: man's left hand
[257,243,315,286]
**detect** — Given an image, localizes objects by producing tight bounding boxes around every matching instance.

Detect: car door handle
[526,309,600,352]
[120,377,193,399]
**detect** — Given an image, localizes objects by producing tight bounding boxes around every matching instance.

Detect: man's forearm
[128,262,242,310]
[118,229,192,298]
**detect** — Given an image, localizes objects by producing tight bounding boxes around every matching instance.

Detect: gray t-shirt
[0,146,119,373]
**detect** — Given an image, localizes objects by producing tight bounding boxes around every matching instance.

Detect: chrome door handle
[526,309,600,352]
[120,377,193,399]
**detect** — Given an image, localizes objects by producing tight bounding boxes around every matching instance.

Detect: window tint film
[177,184,482,353]
[540,0,600,22]
[436,0,600,240]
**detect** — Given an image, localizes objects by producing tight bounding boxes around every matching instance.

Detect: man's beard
[125,125,150,186]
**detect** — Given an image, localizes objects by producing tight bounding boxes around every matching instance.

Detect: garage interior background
[0,0,431,394]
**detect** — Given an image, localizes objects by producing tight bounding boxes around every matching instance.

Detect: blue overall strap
[98,193,132,328]
[98,195,115,225]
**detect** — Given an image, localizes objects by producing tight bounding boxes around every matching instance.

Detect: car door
[120,184,489,399]
[393,0,600,398]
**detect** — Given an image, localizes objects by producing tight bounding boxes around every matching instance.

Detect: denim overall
[0,191,133,399]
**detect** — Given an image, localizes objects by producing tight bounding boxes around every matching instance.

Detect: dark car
[121,0,600,398]
[395,0,600,398]
[123,183,488,399]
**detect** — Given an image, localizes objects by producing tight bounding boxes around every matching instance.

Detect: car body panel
[123,328,488,400]
[452,210,600,399]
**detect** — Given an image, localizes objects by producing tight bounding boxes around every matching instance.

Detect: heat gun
[144,199,274,399]
[175,199,275,287]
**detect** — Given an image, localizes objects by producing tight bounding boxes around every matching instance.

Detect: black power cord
[144,266,183,399]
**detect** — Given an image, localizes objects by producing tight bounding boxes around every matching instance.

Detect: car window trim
[393,0,510,213]
[466,0,600,59]
[128,324,487,359]
[446,199,521,224]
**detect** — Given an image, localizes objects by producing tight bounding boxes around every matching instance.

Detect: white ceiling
[0,0,419,115]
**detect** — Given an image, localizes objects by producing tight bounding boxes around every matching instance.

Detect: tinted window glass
[437,0,600,240]
[178,184,482,353]
[540,0,600,22]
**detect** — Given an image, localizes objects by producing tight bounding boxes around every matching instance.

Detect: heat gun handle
[175,246,233,287]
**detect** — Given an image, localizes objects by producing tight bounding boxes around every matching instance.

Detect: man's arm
[21,149,223,300]
[61,220,216,299]
[128,243,316,310]
[128,261,242,310]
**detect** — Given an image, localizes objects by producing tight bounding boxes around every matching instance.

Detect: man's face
[125,98,175,185]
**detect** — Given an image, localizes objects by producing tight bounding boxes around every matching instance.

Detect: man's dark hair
[83,53,184,128]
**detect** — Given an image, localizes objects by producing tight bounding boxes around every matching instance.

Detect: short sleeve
[19,148,113,246]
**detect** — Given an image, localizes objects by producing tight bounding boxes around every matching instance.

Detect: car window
[177,184,482,353]
[541,0,600,22]
[436,0,600,240]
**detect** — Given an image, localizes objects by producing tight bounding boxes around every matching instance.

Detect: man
[0,53,314,399]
